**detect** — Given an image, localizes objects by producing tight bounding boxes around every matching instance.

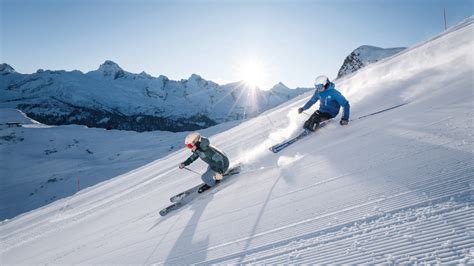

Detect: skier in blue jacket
[298,75,350,131]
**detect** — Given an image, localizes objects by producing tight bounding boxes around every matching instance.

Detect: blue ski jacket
[301,82,350,120]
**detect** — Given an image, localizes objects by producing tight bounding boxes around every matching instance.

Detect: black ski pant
[303,110,334,131]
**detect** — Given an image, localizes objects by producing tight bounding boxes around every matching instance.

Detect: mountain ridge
[0,62,310,132]
[337,45,406,78]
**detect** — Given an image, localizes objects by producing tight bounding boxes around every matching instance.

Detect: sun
[236,58,267,88]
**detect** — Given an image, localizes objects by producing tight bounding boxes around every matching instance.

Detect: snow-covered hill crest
[337,45,406,78]
[0,64,309,132]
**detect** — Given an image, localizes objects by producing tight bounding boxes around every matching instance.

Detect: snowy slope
[1,17,473,264]
[337,45,406,78]
[0,62,309,132]
[0,108,240,220]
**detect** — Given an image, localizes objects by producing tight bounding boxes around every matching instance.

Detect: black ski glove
[340,119,349,126]
[297,107,304,114]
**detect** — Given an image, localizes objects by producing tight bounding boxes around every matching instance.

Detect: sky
[1,0,472,89]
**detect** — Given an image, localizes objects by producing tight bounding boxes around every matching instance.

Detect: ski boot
[198,184,212,193]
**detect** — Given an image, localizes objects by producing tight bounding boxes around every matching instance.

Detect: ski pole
[183,166,202,176]
[302,111,311,116]
[350,103,407,121]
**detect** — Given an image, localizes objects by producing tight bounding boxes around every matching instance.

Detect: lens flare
[237,58,267,88]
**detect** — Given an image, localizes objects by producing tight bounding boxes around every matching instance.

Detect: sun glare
[237,58,267,88]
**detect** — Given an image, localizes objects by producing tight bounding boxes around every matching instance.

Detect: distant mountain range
[0,61,310,132]
[0,45,406,132]
[337,45,406,78]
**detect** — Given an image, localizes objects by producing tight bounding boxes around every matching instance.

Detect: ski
[169,164,241,203]
[159,201,184,216]
[169,184,201,203]
[160,165,242,217]
[173,165,240,201]
[269,121,331,153]
[269,130,311,153]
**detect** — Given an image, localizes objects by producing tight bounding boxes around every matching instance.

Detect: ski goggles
[185,143,195,149]
[315,83,324,91]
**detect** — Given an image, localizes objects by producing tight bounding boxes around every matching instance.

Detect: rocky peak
[337,45,406,78]
[139,71,153,79]
[0,63,16,75]
[96,60,125,79]
[189,73,202,80]
[270,82,289,92]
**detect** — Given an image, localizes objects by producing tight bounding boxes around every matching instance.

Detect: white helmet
[185,132,201,148]
[314,75,329,90]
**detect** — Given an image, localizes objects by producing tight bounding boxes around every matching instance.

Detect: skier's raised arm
[298,91,320,114]
[179,153,199,169]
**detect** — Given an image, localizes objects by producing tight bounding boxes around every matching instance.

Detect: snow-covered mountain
[1,17,473,264]
[337,45,406,78]
[0,63,16,75]
[0,62,309,132]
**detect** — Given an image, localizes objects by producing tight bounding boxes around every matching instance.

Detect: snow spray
[277,153,304,168]
[268,108,307,143]
[238,108,307,165]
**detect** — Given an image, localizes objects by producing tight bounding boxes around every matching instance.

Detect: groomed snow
[0,17,473,264]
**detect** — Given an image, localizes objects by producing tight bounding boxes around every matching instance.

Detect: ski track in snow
[1,17,473,264]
